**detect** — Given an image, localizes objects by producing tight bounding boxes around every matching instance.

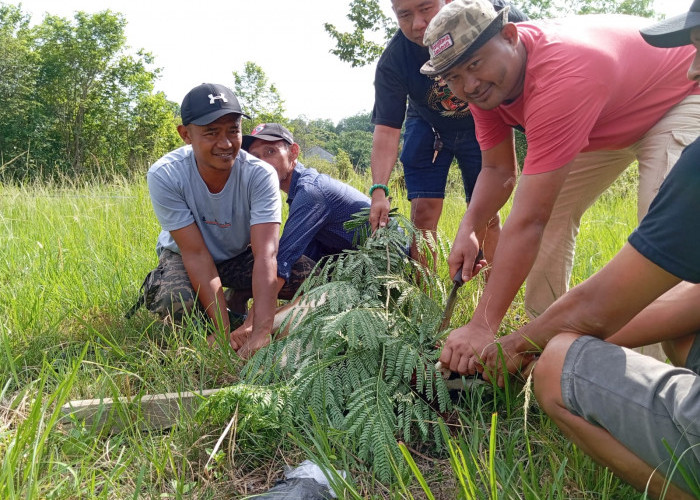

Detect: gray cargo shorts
[561,335,700,494]
[127,248,316,323]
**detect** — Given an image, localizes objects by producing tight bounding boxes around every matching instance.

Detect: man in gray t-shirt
[132,83,283,357]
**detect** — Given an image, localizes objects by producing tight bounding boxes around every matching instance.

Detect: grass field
[0,165,648,499]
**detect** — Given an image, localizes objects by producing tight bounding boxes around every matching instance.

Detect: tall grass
[0,164,643,498]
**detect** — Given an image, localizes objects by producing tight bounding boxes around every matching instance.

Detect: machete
[438,248,483,332]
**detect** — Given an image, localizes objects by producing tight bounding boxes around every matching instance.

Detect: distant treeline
[0,4,380,183]
[0,4,183,181]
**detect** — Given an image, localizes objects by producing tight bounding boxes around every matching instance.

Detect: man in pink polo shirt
[420,0,700,374]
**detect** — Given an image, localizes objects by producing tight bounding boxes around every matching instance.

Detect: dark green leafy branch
[199,209,455,482]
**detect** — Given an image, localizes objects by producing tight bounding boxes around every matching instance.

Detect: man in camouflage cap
[421,0,700,374]
[421,0,508,77]
[368,0,527,270]
[476,3,700,496]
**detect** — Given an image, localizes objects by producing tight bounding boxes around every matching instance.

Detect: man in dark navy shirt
[229,123,371,356]
[243,123,370,293]
[369,0,526,265]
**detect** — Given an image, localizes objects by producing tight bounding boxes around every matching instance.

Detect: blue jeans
[400,116,481,201]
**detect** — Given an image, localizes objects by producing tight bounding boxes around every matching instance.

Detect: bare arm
[522,244,680,344]
[170,223,229,333]
[249,222,280,338]
[233,222,280,358]
[483,244,682,382]
[468,158,572,332]
[606,281,700,351]
[369,124,401,230]
[441,142,574,374]
[448,133,518,281]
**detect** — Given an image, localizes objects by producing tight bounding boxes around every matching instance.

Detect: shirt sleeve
[147,168,194,232]
[471,104,513,151]
[371,45,410,129]
[277,185,329,281]
[249,166,282,226]
[628,139,700,283]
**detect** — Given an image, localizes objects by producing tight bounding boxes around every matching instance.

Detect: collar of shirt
[286,163,306,204]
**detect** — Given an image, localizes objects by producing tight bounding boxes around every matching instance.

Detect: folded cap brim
[242,133,292,151]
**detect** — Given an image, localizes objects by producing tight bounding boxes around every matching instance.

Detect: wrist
[369,183,389,197]
[470,309,500,337]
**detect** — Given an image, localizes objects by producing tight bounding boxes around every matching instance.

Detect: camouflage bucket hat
[420,0,509,76]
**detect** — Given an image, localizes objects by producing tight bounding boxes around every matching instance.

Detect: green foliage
[0,4,37,170]
[196,384,291,463]
[572,0,656,16]
[0,4,180,181]
[335,111,374,134]
[1,176,645,497]
[324,0,396,67]
[232,61,286,134]
[514,128,528,170]
[328,129,374,171]
[289,116,339,154]
[203,210,452,482]
[517,0,657,19]
[335,148,353,180]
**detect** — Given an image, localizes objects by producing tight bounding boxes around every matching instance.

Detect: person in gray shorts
[472,2,700,497]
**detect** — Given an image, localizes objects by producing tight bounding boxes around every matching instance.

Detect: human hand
[234,329,272,360]
[439,322,495,375]
[480,334,537,387]
[229,317,253,351]
[448,230,485,283]
[369,192,391,231]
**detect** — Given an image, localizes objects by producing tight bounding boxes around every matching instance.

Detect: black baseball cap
[242,123,295,151]
[640,0,700,48]
[180,83,250,126]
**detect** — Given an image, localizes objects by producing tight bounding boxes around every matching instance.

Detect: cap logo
[208,93,228,104]
[430,34,454,57]
[252,124,267,135]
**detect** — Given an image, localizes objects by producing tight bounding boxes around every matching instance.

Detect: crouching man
[478,4,700,497]
[131,83,287,355]
[228,123,372,356]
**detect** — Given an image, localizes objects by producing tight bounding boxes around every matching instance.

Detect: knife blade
[438,248,483,332]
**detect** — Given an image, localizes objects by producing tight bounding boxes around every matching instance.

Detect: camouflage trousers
[127,248,316,323]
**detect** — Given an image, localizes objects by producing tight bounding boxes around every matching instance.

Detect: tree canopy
[324,0,396,68]
[326,0,657,67]
[0,3,180,181]
[233,61,286,135]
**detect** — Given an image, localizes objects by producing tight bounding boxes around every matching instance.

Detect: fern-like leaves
[206,210,455,482]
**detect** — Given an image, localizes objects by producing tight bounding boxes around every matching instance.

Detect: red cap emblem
[252,124,267,135]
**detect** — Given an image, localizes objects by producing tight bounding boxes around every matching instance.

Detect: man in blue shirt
[229,123,371,355]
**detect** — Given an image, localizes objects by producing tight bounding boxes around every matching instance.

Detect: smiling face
[247,138,299,193]
[440,23,526,110]
[392,0,446,46]
[178,113,242,174]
